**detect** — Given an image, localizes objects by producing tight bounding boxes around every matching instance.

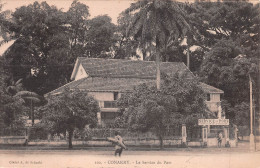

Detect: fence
[0,127,28,136]
[85,127,182,140]
[187,126,202,141]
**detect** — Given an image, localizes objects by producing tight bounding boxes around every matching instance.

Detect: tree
[5,77,46,126]
[117,74,207,148]
[196,2,260,130]
[200,38,258,106]
[0,2,12,45]
[0,57,26,130]
[86,15,116,57]
[15,91,45,126]
[4,1,117,95]
[113,11,140,59]
[4,1,72,95]
[40,89,99,149]
[67,0,90,58]
[124,0,192,90]
[232,102,250,128]
[182,2,259,72]
[6,78,23,95]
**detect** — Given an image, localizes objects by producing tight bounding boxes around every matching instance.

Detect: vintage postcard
[0,0,259,168]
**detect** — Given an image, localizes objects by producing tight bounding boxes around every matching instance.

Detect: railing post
[181,124,187,147]
[202,126,208,147]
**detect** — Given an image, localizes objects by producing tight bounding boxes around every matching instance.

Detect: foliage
[86,15,116,58]
[125,0,191,58]
[116,74,207,148]
[3,1,71,95]
[200,38,258,106]
[3,1,117,95]
[40,88,99,148]
[0,2,12,45]
[28,123,49,140]
[0,57,27,129]
[122,0,194,90]
[195,2,260,130]
[113,11,140,59]
[232,102,250,128]
[67,0,90,58]
[5,77,46,126]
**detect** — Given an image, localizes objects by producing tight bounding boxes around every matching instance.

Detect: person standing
[218,132,223,148]
[114,131,124,157]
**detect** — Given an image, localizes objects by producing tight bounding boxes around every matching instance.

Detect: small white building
[46,58,224,127]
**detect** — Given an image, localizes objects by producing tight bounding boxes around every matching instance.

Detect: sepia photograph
[0,0,259,167]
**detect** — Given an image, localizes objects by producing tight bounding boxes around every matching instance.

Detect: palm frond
[22,97,41,103]
[125,0,149,14]
[15,78,23,85]
[15,91,39,98]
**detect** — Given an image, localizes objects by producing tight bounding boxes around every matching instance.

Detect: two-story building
[46,57,224,127]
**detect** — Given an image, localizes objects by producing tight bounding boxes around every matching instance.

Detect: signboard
[198,119,229,125]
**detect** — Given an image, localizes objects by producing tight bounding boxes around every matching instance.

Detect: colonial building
[46,57,224,127]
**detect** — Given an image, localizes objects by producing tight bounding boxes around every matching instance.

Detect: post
[182,124,187,147]
[234,125,238,143]
[218,105,222,119]
[187,47,190,69]
[224,126,230,147]
[97,112,101,126]
[155,50,160,90]
[249,75,255,151]
[202,126,207,147]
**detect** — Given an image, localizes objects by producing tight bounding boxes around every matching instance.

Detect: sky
[1,0,259,24]
[0,0,259,55]
[2,0,134,24]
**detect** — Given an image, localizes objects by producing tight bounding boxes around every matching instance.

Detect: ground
[0,142,260,168]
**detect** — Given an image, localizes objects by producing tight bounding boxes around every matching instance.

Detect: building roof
[46,58,224,96]
[46,76,155,96]
[71,57,194,80]
[199,82,224,94]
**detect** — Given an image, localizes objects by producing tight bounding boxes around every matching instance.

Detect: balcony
[99,101,119,112]
[205,101,221,113]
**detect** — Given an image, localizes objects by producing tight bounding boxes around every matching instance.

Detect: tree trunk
[142,49,146,60]
[186,45,190,70]
[155,47,160,90]
[159,135,164,149]
[68,129,74,149]
[256,57,260,135]
[31,100,34,126]
[32,107,34,126]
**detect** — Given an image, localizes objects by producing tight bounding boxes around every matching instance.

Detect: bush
[29,123,49,140]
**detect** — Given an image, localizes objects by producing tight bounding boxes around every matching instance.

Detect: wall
[29,139,182,147]
[75,64,88,81]
[88,92,121,127]
[206,93,221,113]
[88,92,114,101]
[0,136,28,145]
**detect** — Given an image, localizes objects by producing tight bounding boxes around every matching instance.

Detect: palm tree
[6,78,23,95]
[7,78,45,126]
[125,0,192,90]
[15,91,45,126]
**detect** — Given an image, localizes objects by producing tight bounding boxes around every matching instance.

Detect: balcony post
[97,112,101,126]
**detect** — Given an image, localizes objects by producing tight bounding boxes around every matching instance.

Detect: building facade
[46,58,224,127]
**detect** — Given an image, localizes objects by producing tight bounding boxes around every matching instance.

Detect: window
[220,94,223,101]
[104,101,117,108]
[207,94,210,101]
[114,92,119,100]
